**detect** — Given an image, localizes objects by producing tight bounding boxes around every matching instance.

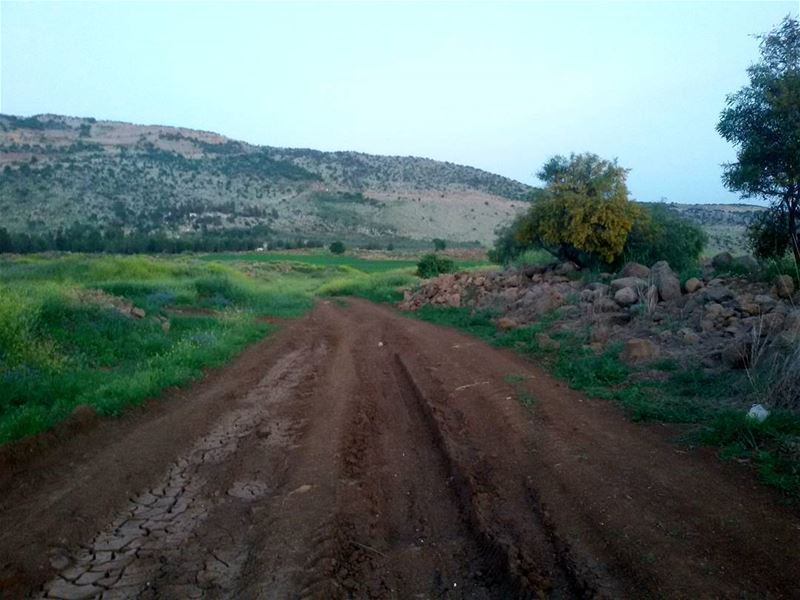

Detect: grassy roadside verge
[410,304,800,496]
[0,254,317,444]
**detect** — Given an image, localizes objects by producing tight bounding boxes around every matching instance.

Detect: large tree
[717,16,800,263]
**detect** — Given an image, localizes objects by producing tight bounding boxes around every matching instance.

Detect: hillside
[0,114,532,246]
[665,203,765,255]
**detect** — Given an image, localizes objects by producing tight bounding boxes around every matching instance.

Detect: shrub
[329,241,345,255]
[416,254,456,278]
[623,203,707,270]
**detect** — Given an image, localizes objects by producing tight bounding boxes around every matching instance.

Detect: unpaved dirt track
[1,299,799,599]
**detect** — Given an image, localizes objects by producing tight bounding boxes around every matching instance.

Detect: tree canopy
[511,153,640,266]
[717,15,800,262]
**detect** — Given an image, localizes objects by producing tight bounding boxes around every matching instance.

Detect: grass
[316,268,417,303]
[203,251,489,274]
[0,254,316,444]
[412,304,800,495]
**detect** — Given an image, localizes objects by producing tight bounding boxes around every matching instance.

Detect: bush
[329,241,345,255]
[416,254,456,278]
[623,203,707,270]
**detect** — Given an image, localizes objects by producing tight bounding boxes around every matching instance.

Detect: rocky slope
[0,114,532,245]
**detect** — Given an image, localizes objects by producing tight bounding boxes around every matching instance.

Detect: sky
[1,1,796,203]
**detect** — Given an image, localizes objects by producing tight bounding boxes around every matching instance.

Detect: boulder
[131,307,146,319]
[731,255,759,273]
[684,277,704,293]
[776,309,800,348]
[705,302,724,319]
[619,262,651,280]
[620,338,660,364]
[651,261,681,302]
[711,252,733,270]
[614,287,638,307]
[610,277,648,293]
[774,274,795,299]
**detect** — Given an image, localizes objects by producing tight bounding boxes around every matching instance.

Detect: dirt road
[1,299,799,598]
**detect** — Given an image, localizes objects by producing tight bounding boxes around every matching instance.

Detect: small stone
[131,307,146,319]
[678,328,700,345]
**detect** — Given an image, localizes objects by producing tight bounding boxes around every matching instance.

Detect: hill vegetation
[0,114,531,249]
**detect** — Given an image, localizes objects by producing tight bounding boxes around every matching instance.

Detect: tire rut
[39,344,322,599]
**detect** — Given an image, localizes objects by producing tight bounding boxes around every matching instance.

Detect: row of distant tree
[0,224,333,255]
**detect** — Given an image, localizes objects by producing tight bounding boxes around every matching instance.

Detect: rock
[535,332,560,351]
[711,252,733,269]
[774,274,795,299]
[554,261,579,275]
[586,282,610,294]
[684,277,703,293]
[594,297,620,313]
[610,277,648,293]
[445,293,461,307]
[754,294,777,310]
[731,255,759,273]
[705,285,734,303]
[700,319,715,333]
[496,317,518,331]
[739,302,761,316]
[650,261,681,301]
[677,327,700,345]
[722,341,749,369]
[619,262,651,279]
[620,338,660,364]
[614,287,638,306]
[131,307,146,319]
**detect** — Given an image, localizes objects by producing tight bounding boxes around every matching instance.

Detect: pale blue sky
[1,1,796,203]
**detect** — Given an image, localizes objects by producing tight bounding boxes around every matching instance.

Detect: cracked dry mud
[1,299,799,599]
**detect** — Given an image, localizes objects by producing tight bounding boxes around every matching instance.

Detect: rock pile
[399,255,800,371]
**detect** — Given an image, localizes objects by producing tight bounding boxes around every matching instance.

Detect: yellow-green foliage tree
[514,153,640,266]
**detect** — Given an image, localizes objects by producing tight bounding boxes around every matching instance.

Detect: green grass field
[0,255,319,443]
